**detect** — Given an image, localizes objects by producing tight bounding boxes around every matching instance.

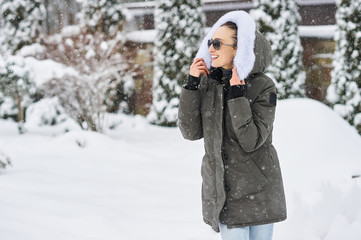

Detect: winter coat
[178,12,287,232]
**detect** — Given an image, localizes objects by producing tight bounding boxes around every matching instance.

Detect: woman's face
[208,26,237,70]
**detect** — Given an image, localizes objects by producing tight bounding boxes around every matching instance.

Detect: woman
[178,11,287,240]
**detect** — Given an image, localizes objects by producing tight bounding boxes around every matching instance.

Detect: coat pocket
[245,158,269,192]
[227,159,269,200]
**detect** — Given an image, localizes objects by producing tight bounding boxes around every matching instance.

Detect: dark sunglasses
[207,39,236,50]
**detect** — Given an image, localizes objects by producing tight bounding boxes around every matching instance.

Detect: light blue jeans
[219,221,274,240]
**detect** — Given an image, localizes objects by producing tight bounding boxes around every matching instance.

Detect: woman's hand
[189,58,210,77]
[230,67,245,86]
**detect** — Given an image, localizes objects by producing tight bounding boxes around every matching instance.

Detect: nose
[208,44,215,52]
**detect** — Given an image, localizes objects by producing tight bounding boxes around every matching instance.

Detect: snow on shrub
[0,95,17,119]
[0,0,45,55]
[327,0,361,135]
[44,73,112,132]
[26,97,70,127]
[0,55,37,134]
[148,0,205,126]
[40,1,135,132]
[251,0,305,99]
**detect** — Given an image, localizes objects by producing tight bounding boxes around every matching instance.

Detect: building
[123,0,337,114]
[41,0,338,115]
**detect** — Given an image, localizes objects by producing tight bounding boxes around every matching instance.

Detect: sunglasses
[207,39,236,50]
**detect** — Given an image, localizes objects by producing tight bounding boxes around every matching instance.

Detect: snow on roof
[122,0,336,16]
[121,2,154,16]
[122,0,336,9]
[297,0,335,6]
[126,29,156,43]
[203,2,253,11]
[126,25,336,44]
[298,25,336,39]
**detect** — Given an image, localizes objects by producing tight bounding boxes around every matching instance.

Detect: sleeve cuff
[230,85,246,99]
[185,75,201,90]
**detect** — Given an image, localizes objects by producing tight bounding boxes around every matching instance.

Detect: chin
[211,62,221,68]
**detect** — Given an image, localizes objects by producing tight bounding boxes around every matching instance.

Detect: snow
[126,30,156,43]
[17,43,46,58]
[251,0,305,99]
[122,0,336,16]
[23,57,77,87]
[127,25,336,44]
[25,97,80,132]
[297,0,336,5]
[298,25,336,39]
[1,98,361,239]
[327,0,361,134]
[0,0,45,55]
[148,0,204,126]
[1,46,74,91]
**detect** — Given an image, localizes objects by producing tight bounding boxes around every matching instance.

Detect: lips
[211,55,219,60]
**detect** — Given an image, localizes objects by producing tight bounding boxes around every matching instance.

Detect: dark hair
[220,21,237,48]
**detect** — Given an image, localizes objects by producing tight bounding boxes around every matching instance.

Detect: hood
[249,30,273,77]
[195,10,272,80]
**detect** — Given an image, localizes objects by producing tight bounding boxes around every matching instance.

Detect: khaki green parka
[178,31,287,232]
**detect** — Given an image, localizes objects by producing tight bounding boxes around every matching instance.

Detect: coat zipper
[220,85,227,197]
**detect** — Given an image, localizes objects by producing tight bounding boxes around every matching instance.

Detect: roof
[126,25,336,43]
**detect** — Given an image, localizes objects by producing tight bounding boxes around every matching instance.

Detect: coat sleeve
[227,80,276,153]
[178,87,203,141]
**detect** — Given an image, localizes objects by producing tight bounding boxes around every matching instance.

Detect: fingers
[230,67,245,86]
[191,62,207,70]
[197,66,209,72]
[231,67,239,79]
[193,63,210,75]
[195,67,209,76]
[193,61,206,67]
[193,58,204,64]
[232,67,237,75]
[192,59,207,67]
[190,68,209,77]
[191,59,210,76]
[192,58,205,68]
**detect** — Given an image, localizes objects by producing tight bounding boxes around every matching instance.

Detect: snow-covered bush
[25,96,80,133]
[251,0,305,99]
[41,27,134,131]
[0,0,45,133]
[327,0,361,135]
[44,73,116,132]
[17,43,47,59]
[40,1,134,132]
[0,94,17,119]
[0,0,45,55]
[148,0,205,126]
[26,97,69,127]
[0,55,37,134]
[0,151,12,170]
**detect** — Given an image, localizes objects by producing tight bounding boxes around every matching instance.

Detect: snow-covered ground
[1,98,361,240]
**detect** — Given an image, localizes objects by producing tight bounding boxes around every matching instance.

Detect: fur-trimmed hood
[195,10,272,80]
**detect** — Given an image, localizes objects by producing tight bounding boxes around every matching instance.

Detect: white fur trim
[195,10,256,80]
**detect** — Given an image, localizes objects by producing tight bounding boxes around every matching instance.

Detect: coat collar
[210,67,232,87]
